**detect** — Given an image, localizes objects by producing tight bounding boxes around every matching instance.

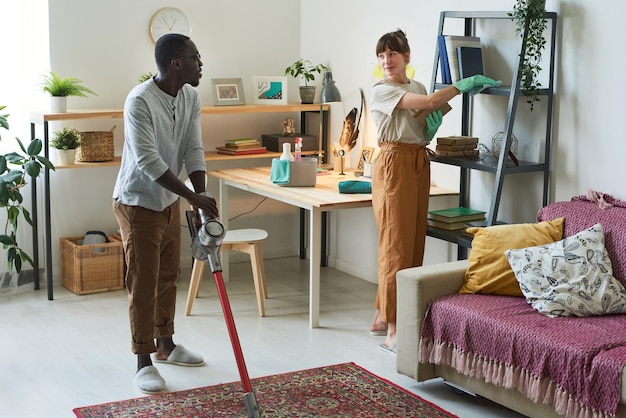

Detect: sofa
[396,192,626,418]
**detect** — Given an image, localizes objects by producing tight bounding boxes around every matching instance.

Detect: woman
[369,29,499,352]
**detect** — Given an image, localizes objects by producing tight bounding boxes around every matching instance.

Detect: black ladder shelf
[426,10,557,256]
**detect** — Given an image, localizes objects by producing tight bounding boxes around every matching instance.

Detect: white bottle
[280,142,294,161]
[294,137,302,162]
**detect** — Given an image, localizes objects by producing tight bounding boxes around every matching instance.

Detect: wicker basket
[76,126,115,162]
[60,235,124,295]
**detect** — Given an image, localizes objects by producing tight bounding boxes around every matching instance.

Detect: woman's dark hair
[375,29,410,55]
[155,33,191,73]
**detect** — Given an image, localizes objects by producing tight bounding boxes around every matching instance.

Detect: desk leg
[299,208,305,259]
[309,207,321,328]
[299,209,327,268]
[218,180,230,281]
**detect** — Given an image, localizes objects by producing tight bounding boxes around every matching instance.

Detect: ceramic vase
[56,149,76,165]
[299,86,316,104]
[50,96,67,113]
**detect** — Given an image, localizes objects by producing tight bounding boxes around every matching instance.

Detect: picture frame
[355,146,374,171]
[252,76,287,105]
[211,78,245,106]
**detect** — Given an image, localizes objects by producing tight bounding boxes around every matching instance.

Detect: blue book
[438,35,451,84]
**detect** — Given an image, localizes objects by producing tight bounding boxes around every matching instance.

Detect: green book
[428,207,486,223]
[224,137,258,144]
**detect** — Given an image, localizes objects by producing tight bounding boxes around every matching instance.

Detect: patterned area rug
[73,362,456,417]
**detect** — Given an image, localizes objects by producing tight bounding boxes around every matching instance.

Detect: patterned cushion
[537,195,626,287]
[505,223,626,317]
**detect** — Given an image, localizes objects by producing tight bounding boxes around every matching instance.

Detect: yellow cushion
[459,217,564,296]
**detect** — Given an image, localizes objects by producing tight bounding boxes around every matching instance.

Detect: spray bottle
[294,137,302,162]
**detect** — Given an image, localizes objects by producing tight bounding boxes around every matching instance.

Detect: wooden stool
[185,228,269,317]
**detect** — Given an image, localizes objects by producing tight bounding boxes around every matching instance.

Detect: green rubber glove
[453,75,501,95]
[425,110,443,142]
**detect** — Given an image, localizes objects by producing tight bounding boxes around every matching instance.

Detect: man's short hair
[155,33,191,73]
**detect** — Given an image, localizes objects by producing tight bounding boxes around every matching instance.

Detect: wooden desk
[207,166,456,328]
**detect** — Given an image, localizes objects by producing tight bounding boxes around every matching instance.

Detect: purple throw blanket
[420,294,626,417]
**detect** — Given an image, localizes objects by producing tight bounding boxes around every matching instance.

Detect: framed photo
[355,146,374,171]
[252,76,287,105]
[211,78,245,106]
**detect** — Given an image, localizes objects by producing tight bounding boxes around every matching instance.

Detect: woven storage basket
[60,235,124,295]
[76,126,115,162]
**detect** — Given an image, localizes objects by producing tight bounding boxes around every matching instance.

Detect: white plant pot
[50,96,67,113]
[56,149,76,165]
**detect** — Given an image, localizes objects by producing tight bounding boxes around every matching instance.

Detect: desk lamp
[318,71,342,165]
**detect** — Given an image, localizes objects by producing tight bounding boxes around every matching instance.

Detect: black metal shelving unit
[426,10,558,257]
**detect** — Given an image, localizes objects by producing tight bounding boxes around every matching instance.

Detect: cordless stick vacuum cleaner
[190,206,262,418]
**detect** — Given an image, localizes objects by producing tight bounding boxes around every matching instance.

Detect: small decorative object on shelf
[281,117,295,135]
[491,131,519,159]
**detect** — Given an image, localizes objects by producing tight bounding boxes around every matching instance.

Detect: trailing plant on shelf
[509,0,547,111]
[41,71,97,98]
[50,127,81,150]
[0,106,55,272]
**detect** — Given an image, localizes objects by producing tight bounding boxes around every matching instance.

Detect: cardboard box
[60,236,124,295]
[261,134,317,152]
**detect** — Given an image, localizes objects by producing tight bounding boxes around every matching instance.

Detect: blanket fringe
[419,338,616,418]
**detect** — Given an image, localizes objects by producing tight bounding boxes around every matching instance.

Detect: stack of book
[435,136,479,158]
[216,138,267,155]
[427,207,486,230]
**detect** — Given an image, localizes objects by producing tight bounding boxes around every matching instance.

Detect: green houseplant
[41,72,97,112]
[284,59,329,104]
[50,127,81,165]
[0,106,54,272]
[509,0,547,111]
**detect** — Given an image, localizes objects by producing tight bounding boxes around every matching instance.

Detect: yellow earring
[372,64,416,79]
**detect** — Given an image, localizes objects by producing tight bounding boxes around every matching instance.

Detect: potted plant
[41,71,97,113]
[50,126,81,165]
[138,72,156,83]
[284,59,329,104]
[509,0,547,111]
[0,106,54,272]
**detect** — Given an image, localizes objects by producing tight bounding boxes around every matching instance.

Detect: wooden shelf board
[30,103,329,123]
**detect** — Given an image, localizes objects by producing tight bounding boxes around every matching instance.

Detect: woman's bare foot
[370,309,387,335]
[383,322,396,349]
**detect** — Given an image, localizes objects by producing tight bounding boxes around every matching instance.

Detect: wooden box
[261,134,317,152]
[60,236,124,295]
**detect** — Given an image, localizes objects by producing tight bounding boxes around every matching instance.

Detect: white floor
[0,257,526,418]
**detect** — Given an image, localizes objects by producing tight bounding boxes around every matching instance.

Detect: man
[112,33,218,394]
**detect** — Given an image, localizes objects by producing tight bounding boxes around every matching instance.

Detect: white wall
[299,0,626,279]
[38,0,306,277]
[5,0,625,283]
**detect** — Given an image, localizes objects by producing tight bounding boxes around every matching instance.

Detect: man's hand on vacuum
[189,192,219,219]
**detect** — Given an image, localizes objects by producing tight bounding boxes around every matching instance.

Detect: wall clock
[149,7,192,43]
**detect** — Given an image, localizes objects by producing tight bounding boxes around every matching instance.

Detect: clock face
[149,7,192,43]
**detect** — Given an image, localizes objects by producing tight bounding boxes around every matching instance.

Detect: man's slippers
[153,344,205,367]
[134,365,166,394]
